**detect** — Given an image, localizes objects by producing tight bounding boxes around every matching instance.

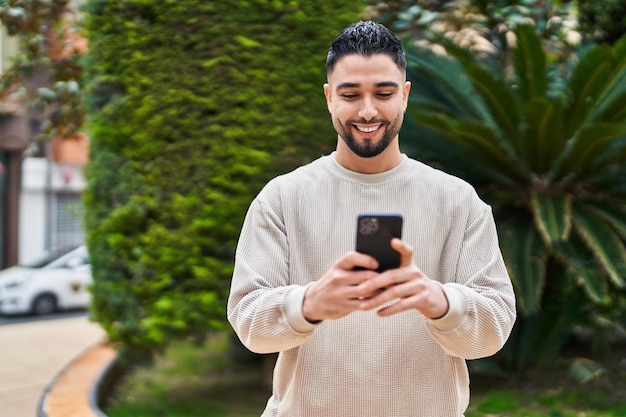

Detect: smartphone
[355,213,403,272]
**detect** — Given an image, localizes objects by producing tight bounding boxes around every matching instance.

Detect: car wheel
[31,293,57,315]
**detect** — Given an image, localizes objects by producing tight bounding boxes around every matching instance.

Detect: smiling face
[324,53,411,173]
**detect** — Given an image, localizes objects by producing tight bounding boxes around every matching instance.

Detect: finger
[358,281,405,310]
[376,299,407,316]
[357,267,406,295]
[352,287,386,301]
[358,269,426,308]
[345,269,380,287]
[390,238,413,267]
[337,251,379,272]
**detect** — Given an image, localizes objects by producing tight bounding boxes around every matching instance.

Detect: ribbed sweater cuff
[284,283,320,333]
[428,283,467,331]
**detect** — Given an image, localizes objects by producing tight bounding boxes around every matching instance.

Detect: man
[228,21,516,417]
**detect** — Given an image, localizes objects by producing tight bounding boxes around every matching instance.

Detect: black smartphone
[355,213,403,272]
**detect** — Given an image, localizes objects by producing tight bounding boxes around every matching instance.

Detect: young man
[228,21,516,417]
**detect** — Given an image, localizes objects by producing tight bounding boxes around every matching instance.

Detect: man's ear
[403,81,411,110]
[323,83,332,112]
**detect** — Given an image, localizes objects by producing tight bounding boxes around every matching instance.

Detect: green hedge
[82,0,364,362]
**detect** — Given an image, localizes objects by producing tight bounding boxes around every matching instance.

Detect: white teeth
[356,124,380,133]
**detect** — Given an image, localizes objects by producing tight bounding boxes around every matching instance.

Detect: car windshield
[20,247,81,269]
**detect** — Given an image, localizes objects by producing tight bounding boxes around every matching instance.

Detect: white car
[0,246,92,315]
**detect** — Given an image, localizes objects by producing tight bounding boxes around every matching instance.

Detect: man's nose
[358,97,378,121]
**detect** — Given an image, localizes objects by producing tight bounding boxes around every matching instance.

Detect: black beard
[343,131,393,158]
[335,115,403,158]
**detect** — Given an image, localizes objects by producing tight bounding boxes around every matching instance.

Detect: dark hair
[326,21,406,74]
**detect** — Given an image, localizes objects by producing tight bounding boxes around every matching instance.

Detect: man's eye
[377,92,393,98]
[341,93,359,100]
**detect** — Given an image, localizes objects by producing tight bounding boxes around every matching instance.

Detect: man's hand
[303,239,449,322]
[357,238,449,319]
[302,251,381,322]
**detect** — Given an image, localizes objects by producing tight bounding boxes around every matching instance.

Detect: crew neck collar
[326,152,410,184]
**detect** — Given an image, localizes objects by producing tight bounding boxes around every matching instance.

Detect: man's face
[324,54,411,158]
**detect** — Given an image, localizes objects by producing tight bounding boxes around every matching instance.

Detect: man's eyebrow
[336,81,400,90]
[336,82,360,90]
[376,81,400,88]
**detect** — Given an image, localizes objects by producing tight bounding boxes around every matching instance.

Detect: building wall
[20,157,86,264]
[1,24,19,73]
[1,23,26,268]
[1,8,89,267]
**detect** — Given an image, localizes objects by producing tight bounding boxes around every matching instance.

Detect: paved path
[0,314,106,417]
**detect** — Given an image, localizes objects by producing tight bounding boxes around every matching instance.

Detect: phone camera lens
[359,217,379,235]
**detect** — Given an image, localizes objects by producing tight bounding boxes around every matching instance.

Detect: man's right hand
[302,251,381,322]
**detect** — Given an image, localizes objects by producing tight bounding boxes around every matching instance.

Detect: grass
[467,376,626,417]
[104,333,270,417]
[104,333,626,417]
[466,345,626,417]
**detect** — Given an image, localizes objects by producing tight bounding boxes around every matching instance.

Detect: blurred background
[1,1,625,416]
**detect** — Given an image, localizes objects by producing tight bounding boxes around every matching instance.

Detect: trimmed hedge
[82,0,365,362]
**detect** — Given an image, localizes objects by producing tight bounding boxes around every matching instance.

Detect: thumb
[391,238,413,267]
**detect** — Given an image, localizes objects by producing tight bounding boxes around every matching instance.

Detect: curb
[37,342,123,417]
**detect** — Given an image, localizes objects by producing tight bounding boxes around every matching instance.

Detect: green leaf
[578,201,626,239]
[572,206,626,288]
[569,357,605,384]
[412,112,527,184]
[587,36,626,122]
[498,215,547,314]
[500,267,583,368]
[462,64,521,143]
[405,47,484,120]
[530,192,571,244]
[521,96,566,172]
[551,123,626,182]
[435,37,521,142]
[553,236,607,302]
[591,88,626,123]
[566,45,612,134]
[566,40,626,135]
[235,35,261,48]
[512,24,548,100]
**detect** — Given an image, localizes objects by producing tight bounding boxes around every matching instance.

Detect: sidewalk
[0,314,106,417]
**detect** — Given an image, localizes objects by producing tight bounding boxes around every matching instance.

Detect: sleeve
[227,194,319,354]
[424,202,517,360]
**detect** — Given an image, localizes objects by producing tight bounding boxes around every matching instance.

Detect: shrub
[82,0,365,363]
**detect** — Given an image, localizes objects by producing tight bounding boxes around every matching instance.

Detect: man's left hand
[357,238,449,319]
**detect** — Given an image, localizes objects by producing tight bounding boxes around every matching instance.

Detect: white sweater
[228,153,516,417]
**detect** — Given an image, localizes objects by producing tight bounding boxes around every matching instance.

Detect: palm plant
[402,25,626,370]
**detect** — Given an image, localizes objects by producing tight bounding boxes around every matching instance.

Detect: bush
[82,0,365,363]
[402,26,626,370]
